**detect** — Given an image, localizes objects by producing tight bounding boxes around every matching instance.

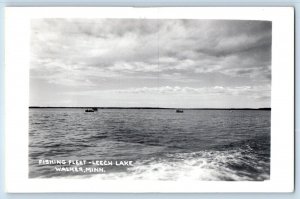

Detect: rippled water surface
[29,108,270,180]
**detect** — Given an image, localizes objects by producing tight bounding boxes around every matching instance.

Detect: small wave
[88,135,108,140]
[40,143,96,148]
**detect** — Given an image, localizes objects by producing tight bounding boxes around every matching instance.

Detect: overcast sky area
[30,19,271,108]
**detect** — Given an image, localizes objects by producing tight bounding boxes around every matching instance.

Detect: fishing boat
[92,107,98,111]
[85,109,94,112]
[176,109,184,113]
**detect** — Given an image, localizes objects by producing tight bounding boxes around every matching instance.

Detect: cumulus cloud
[67,85,270,99]
[114,85,269,96]
[30,18,271,107]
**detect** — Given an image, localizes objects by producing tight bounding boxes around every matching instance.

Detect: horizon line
[29,106,271,110]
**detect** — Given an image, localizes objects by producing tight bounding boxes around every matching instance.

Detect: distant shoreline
[29,106,271,110]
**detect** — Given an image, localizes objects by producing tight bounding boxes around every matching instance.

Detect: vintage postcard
[4,7,294,192]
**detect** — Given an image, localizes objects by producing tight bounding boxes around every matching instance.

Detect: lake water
[29,108,270,181]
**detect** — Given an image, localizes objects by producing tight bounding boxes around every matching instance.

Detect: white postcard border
[5,7,294,192]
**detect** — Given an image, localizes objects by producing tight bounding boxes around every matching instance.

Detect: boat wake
[89,147,270,181]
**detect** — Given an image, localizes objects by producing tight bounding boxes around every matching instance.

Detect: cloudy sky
[30,19,271,108]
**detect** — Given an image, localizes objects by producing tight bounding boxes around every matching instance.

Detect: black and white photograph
[29,18,272,181]
[3,6,295,193]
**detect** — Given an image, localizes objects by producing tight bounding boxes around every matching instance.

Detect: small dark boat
[92,107,98,111]
[176,109,184,113]
[85,109,94,112]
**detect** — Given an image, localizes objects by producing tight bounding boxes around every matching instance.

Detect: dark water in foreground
[29,109,270,180]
